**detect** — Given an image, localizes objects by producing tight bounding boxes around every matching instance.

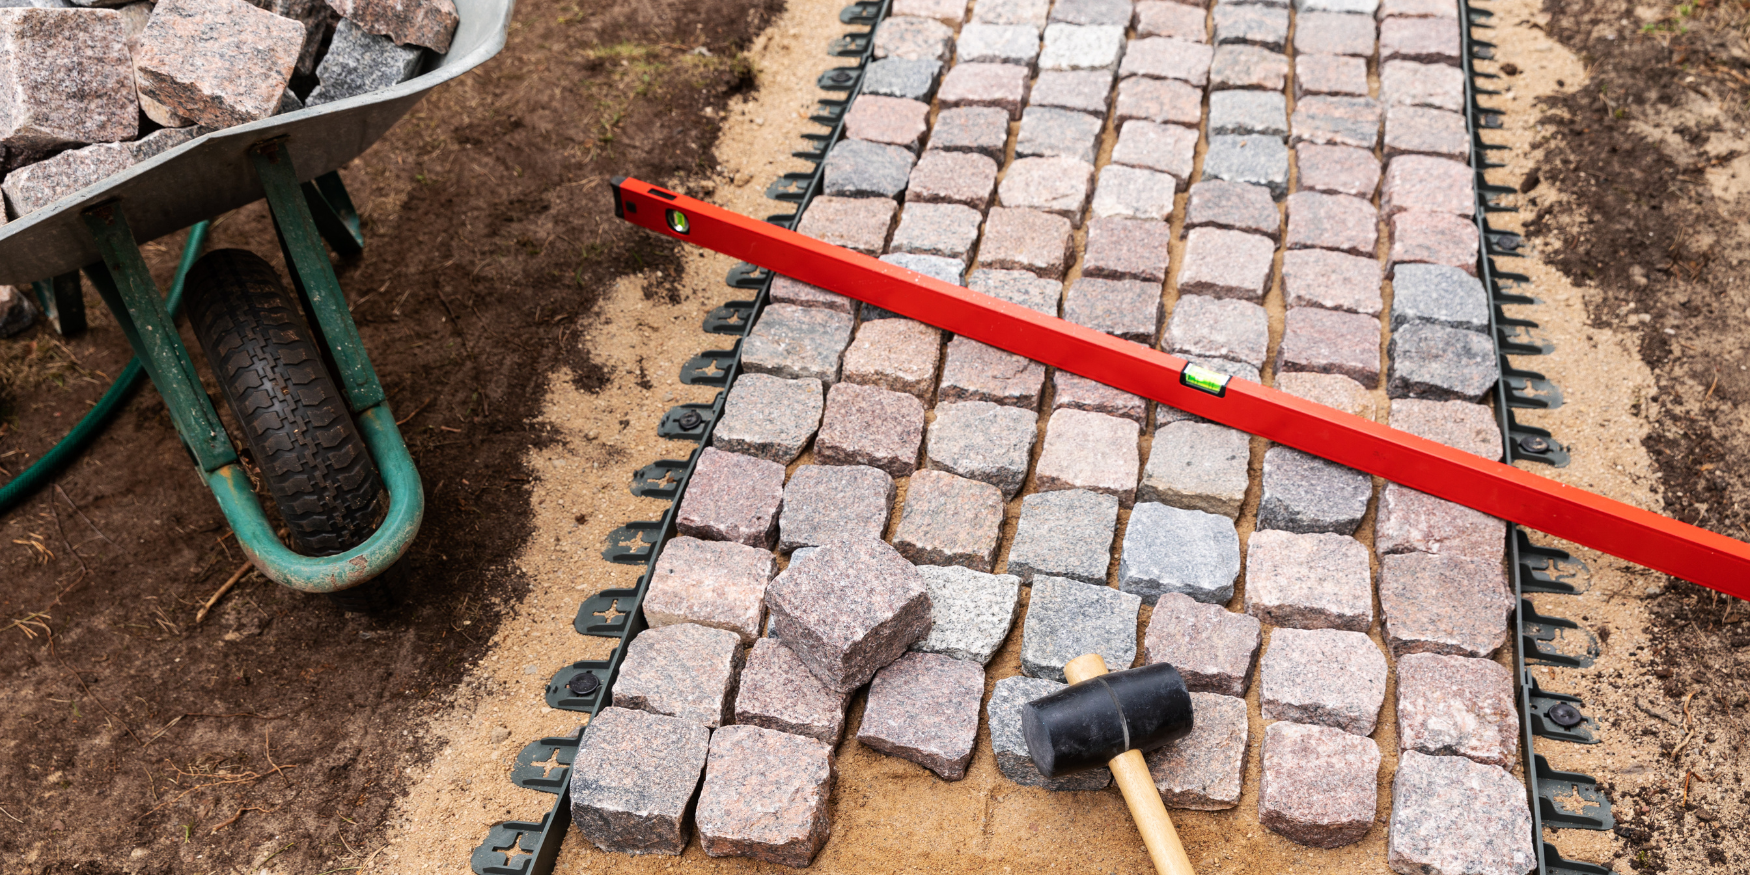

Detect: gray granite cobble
[1213,3,1288,50]
[1118,36,1213,85]
[2,143,135,217]
[1387,322,1498,401]
[881,252,966,286]
[1382,154,1475,216]
[613,622,745,728]
[1389,751,1537,875]
[1376,483,1509,560]
[1380,14,1461,65]
[779,464,895,553]
[1208,43,1289,90]
[1115,76,1204,126]
[1016,106,1105,163]
[1185,180,1281,240]
[938,61,1031,119]
[1293,142,1381,198]
[1261,627,1387,735]
[1140,421,1252,519]
[892,469,1007,570]
[1111,118,1199,185]
[857,651,985,779]
[1021,575,1142,681]
[1063,277,1162,343]
[678,447,787,548]
[1135,0,1208,41]
[911,565,1022,664]
[1285,191,1379,257]
[998,155,1096,222]
[1259,721,1380,848]
[987,676,1114,790]
[814,381,926,477]
[768,275,857,314]
[929,106,1011,157]
[1028,69,1116,114]
[1396,652,1518,768]
[1291,95,1382,149]
[840,318,942,399]
[1277,306,1383,385]
[1082,216,1172,281]
[844,94,931,152]
[958,22,1041,67]
[0,8,137,150]
[1006,488,1120,584]
[862,57,944,101]
[907,149,999,211]
[823,138,916,198]
[1381,59,1466,111]
[1389,403,1498,455]
[1245,529,1373,631]
[734,638,850,743]
[1146,692,1249,809]
[133,0,304,129]
[967,268,1063,314]
[1295,52,1369,97]
[647,536,776,643]
[1257,446,1372,535]
[1388,209,1480,274]
[1119,502,1242,604]
[925,399,1039,499]
[1039,22,1127,70]
[306,18,422,107]
[1294,11,1377,56]
[1167,294,1270,367]
[1052,0,1133,26]
[1299,0,1378,12]
[939,335,1049,407]
[978,207,1074,278]
[1091,163,1178,221]
[971,0,1050,28]
[1384,105,1469,159]
[1143,593,1262,696]
[1379,552,1513,658]
[889,201,983,264]
[570,707,709,856]
[767,538,933,692]
[796,195,898,254]
[1201,134,1290,198]
[696,725,834,867]
[1390,262,1489,333]
[712,374,825,465]
[1054,371,1148,423]
[1209,88,1288,136]
[1282,249,1383,315]
[1277,371,1379,420]
[741,304,854,384]
[892,0,968,22]
[1380,0,1458,16]
[1177,228,1275,302]
[1035,408,1142,505]
[874,15,955,62]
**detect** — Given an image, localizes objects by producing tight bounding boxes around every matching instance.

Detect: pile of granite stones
[0,0,460,224]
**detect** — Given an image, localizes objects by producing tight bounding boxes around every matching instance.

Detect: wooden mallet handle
[1063,653,1196,875]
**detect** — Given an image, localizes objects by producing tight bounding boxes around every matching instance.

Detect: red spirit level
[611,177,1750,599]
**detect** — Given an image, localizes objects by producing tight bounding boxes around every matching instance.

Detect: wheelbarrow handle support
[77,140,422,593]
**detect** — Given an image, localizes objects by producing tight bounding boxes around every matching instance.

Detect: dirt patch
[0,0,777,871]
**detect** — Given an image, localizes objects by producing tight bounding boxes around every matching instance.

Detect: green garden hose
[0,221,211,516]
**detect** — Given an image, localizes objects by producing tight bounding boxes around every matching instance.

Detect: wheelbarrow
[0,0,514,603]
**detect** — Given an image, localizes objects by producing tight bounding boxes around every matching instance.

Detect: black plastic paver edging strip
[466,4,891,873]
[1459,3,1614,874]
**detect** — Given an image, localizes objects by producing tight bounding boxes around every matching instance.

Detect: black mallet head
[1020,662,1194,779]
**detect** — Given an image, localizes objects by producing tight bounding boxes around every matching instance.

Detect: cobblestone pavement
[583,0,1536,869]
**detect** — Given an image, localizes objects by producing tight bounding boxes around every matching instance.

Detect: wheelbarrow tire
[184,249,388,560]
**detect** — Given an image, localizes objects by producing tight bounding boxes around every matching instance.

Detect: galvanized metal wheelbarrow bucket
[0,0,514,594]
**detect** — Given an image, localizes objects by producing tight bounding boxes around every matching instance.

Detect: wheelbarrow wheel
[184,249,389,580]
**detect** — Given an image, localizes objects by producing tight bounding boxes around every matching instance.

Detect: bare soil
[0,0,777,871]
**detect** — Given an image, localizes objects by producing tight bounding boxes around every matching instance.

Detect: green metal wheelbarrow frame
[45,140,422,593]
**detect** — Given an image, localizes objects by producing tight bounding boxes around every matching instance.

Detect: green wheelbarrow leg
[31,271,87,337]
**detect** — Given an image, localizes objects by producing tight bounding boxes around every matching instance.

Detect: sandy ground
[357,1,1703,873]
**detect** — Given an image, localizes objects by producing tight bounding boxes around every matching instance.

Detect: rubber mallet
[1022,653,1197,875]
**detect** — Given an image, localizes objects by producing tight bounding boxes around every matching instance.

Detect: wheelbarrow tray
[0,0,515,286]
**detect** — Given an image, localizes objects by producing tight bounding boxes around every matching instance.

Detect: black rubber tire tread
[184,249,386,557]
